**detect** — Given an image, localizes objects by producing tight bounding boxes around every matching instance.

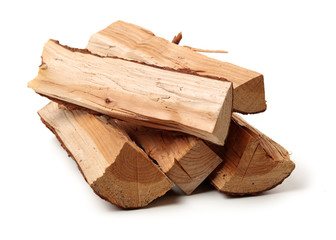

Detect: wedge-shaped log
[112,119,222,195]
[87,20,266,113]
[209,114,295,195]
[39,102,173,209]
[29,40,233,145]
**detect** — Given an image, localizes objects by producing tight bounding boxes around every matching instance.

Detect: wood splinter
[172,32,182,44]
[183,46,228,54]
[38,102,173,209]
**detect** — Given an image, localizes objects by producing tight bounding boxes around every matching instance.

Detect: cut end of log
[209,114,295,195]
[233,74,267,114]
[91,141,174,208]
[211,143,295,195]
[166,140,223,195]
[212,83,233,145]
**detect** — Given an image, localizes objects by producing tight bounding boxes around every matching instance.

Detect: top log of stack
[87,21,266,114]
[28,21,294,209]
[29,39,232,145]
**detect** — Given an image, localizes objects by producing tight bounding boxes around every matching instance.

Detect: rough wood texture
[38,102,173,209]
[209,114,295,195]
[87,20,266,113]
[112,119,222,195]
[28,40,233,145]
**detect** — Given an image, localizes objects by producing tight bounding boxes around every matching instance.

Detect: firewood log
[112,119,222,195]
[87,20,266,114]
[38,102,173,208]
[28,40,233,145]
[208,114,295,195]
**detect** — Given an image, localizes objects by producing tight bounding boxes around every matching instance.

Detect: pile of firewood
[28,21,295,209]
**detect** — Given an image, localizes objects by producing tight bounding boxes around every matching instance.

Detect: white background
[1,0,335,239]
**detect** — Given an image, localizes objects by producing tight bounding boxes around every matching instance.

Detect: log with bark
[28,39,233,145]
[87,20,266,114]
[38,102,173,209]
[208,114,295,195]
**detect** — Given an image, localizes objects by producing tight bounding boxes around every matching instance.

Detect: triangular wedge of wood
[39,102,173,209]
[29,21,295,209]
[208,114,295,195]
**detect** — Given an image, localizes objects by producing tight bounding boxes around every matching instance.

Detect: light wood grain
[209,114,295,195]
[29,40,233,145]
[113,119,222,195]
[87,20,266,113]
[38,102,173,209]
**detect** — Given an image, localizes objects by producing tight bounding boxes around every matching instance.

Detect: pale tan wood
[38,102,173,209]
[112,119,222,195]
[209,113,295,195]
[87,20,266,113]
[28,40,232,145]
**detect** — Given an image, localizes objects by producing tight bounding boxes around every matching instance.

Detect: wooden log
[208,113,295,195]
[87,20,266,114]
[38,102,173,209]
[112,119,223,195]
[28,39,233,145]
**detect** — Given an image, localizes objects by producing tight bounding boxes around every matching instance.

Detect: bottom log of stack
[209,114,295,195]
[39,102,174,209]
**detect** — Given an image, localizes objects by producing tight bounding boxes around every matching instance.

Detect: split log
[87,20,266,114]
[28,39,233,145]
[38,102,173,209]
[209,114,295,195]
[112,119,223,195]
